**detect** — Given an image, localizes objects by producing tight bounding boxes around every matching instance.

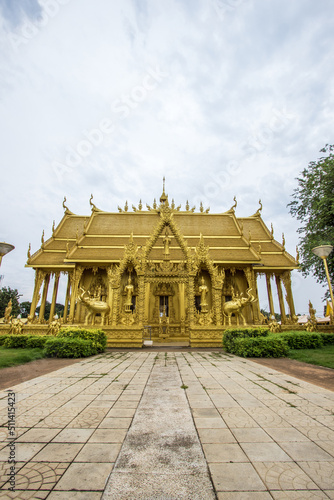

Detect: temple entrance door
[159,296,169,316]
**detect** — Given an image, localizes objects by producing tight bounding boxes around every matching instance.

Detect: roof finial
[160,176,168,205]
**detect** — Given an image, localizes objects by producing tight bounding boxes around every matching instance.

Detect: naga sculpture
[78,288,110,326]
[223,288,257,326]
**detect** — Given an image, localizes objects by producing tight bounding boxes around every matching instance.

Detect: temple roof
[26,194,298,272]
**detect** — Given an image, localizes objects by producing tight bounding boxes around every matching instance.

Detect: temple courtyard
[0,351,333,499]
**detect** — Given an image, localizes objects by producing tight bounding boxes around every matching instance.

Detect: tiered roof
[26,193,298,272]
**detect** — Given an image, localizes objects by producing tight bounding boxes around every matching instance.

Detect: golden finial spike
[200,202,204,213]
[52,220,55,235]
[296,245,300,264]
[41,230,45,246]
[186,200,190,211]
[138,199,142,211]
[282,232,285,249]
[124,201,128,212]
[27,243,31,260]
[163,176,166,193]
[153,198,157,209]
[63,196,68,211]
[271,223,274,237]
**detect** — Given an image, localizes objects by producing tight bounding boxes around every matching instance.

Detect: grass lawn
[288,344,334,370]
[0,347,45,369]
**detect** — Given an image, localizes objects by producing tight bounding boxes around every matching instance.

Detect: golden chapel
[25,185,299,347]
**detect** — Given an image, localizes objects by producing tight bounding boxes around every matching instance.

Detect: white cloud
[0,0,332,314]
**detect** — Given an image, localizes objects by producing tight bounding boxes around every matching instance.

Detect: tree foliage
[288,144,334,292]
[0,287,21,318]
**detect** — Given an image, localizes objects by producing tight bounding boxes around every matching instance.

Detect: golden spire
[200,202,204,213]
[270,223,274,238]
[124,201,129,212]
[27,243,31,260]
[160,176,168,205]
[138,199,142,211]
[282,232,285,250]
[52,220,55,236]
[153,198,157,209]
[186,200,190,211]
[41,230,45,248]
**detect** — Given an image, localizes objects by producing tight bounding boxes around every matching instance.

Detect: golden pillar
[275,274,286,324]
[49,272,60,322]
[265,273,275,317]
[28,269,45,321]
[144,282,150,324]
[39,273,50,323]
[282,271,296,319]
[68,266,83,324]
[63,273,71,323]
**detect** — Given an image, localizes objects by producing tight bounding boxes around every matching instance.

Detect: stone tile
[32,443,83,462]
[253,461,319,490]
[299,461,334,489]
[194,417,226,429]
[270,491,326,499]
[0,442,45,462]
[217,493,273,499]
[315,441,334,458]
[11,462,69,490]
[106,408,136,418]
[89,428,127,443]
[99,417,132,429]
[198,428,236,444]
[280,442,334,461]
[209,463,266,491]
[231,428,273,443]
[240,442,292,462]
[52,428,95,443]
[192,408,221,418]
[16,428,62,443]
[264,427,309,442]
[203,443,249,463]
[55,462,113,491]
[48,492,102,499]
[74,443,121,462]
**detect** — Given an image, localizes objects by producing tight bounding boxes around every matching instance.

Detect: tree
[0,287,21,318]
[35,301,65,321]
[288,144,334,294]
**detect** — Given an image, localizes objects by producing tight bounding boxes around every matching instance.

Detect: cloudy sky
[0,0,333,315]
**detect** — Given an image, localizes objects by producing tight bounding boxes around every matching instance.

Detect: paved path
[0,351,333,499]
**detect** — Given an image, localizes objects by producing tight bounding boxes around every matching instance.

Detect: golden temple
[25,184,299,347]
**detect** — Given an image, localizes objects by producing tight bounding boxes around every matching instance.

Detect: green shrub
[57,328,106,353]
[320,332,334,345]
[232,335,289,358]
[3,335,28,348]
[279,331,323,349]
[44,337,98,358]
[26,336,51,348]
[223,327,269,352]
[0,335,9,345]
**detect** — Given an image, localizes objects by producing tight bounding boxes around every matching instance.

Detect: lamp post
[311,245,334,315]
[0,242,15,267]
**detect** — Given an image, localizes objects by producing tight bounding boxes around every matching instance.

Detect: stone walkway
[0,351,333,499]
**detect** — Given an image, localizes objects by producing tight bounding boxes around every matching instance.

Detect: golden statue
[78,288,110,326]
[199,276,208,313]
[223,289,256,326]
[163,228,172,257]
[124,275,134,310]
[4,299,12,323]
